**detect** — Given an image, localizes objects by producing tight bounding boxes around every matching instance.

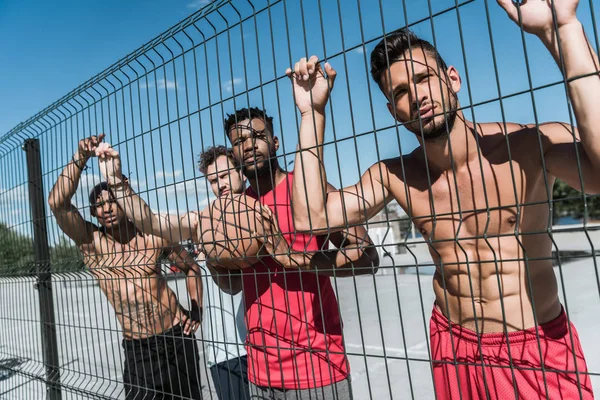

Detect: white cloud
[139,78,179,91]
[187,0,212,9]
[0,185,28,204]
[223,78,244,93]
[78,173,102,188]
[150,179,208,215]
[155,169,183,181]
[0,186,31,227]
[158,79,178,90]
[164,179,206,198]
[128,178,146,190]
[355,46,365,54]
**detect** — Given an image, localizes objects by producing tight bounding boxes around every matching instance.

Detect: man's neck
[420,117,478,172]
[108,220,140,243]
[247,163,287,196]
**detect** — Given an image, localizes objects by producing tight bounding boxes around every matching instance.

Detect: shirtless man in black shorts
[48,134,203,400]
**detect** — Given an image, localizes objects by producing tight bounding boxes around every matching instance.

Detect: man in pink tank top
[224,107,380,399]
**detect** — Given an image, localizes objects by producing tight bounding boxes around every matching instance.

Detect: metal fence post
[23,138,62,400]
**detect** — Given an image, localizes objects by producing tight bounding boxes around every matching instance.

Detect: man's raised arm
[287,56,391,234]
[95,142,197,243]
[48,135,102,247]
[498,0,600,193]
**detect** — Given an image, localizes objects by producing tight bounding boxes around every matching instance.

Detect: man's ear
[273,136,280,152]
[446,66,461,94]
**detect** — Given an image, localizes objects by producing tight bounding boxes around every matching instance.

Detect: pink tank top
[243,172,349,389]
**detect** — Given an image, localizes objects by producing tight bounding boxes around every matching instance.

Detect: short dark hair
[224,107,275,139]
[197,145,237,174]
[370,28,448,90]
[88,182,113,217]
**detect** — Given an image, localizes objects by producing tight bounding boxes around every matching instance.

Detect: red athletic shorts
[430,305,594,399]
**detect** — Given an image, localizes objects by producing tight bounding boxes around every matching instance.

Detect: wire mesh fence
[1,0,599,399]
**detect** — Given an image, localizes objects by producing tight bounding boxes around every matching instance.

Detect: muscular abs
[84,235,182,339]
[389,125,562,333]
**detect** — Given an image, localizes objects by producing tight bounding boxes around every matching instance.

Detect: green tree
[50,236,84,273]
[552,179,600,221]
[0,223,34,276]
[0,223,84,276]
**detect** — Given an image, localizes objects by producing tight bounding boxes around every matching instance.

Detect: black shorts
[122,324,202,400]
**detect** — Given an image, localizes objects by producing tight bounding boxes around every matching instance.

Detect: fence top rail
[0,0,230,150]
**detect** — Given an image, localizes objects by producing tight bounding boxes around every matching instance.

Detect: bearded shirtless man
[48,135,203,400]
[288,1,598,399]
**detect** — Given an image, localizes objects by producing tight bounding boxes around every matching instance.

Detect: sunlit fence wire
[1,0,599,399]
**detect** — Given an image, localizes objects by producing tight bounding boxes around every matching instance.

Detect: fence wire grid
[1,0,600,399]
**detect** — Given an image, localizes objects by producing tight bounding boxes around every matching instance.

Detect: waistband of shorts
[430,303,568,346]
[122,324,184,347]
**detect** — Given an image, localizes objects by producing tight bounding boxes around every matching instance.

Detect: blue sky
[0,0,219,136]
[0,0,598,242]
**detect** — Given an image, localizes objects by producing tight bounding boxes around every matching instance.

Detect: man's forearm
[111,182,172,239]
[48,151,87,210]
[543,22,600,167]
[293,112,329,231]
[186,269,203,309]
[309,244,379,277]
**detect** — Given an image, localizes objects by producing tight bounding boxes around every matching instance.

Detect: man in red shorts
[287,0,597,398]
[225,107,379,399]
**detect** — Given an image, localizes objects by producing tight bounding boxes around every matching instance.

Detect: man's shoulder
[481,121,563,137]
[371,150,423,179]
[487,121,572,147]
[82,229,105,253]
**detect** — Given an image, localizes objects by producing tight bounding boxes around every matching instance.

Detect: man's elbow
[360,246,380,275]
[584,180,600,195]
[345,245,380,275]
[223,286,242,296]
[48,194,65,213]
[48,197,58,212]
[293,212,329,233]
[220,279,242,295]
[215,271,243,295]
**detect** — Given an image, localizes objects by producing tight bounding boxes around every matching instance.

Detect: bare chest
[396,159,534,241]
[86,235,161,277]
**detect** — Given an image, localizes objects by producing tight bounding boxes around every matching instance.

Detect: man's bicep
[542,123,600,194]
[176,212,198,241]
[332,164,390,226]
[52,205,96,246]
[546,142,600,193]
[151,212,196,243]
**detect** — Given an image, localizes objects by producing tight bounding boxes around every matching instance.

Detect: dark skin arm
[310,226,379,277]
[48,135,104,248]
[259,186,380,276]
[165,245,203,335]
